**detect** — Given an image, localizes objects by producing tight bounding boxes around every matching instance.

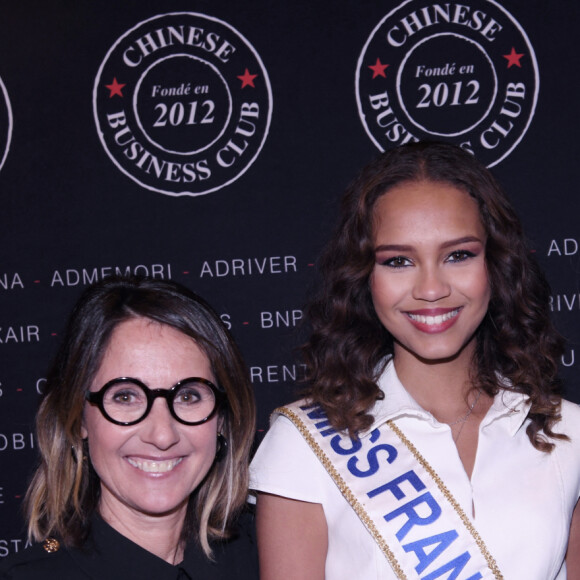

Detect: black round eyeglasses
[85,377,225,426]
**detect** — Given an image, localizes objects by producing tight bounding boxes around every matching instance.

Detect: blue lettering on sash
[328,426,398,476]
[385,492,442,540]
[319,426,336,436]
[403,530,458,573]
[328,430,383,461]
[314,418,334,432]
[300,404,328,421]
[347,444,398,477]
[421,551,482,580]
[367,469,426,499]
[330,427,382,456]
[331,433,362,455]
[299,403,336,436]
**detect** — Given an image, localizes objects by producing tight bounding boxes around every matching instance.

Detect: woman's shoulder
[552,399,580,502]
[557,398,580,438]
[250,399,335,503]
[252,400,315,460]
[0,540,84,579]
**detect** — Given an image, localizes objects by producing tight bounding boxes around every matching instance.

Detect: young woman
[1,276,258,579]
[251,142,580,579]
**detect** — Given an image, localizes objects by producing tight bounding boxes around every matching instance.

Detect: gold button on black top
[42,537,60,553]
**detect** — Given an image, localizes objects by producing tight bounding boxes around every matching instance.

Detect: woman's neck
[392,344,477,421]
[98,495,187,564]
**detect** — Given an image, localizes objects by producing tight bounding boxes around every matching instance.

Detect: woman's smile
[404,307,462,333]
[126,456,184,474]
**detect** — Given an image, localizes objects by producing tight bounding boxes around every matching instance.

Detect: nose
[139,398,180,450]
[412,265,451,302]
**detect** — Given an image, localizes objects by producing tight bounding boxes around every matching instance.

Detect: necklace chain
[447,389,482,426]
[449,389,482,443]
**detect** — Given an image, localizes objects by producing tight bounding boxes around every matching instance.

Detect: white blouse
[250,362,580,579]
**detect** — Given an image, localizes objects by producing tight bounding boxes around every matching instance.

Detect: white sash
[275,401,503,580]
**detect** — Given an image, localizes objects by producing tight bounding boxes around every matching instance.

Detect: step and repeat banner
[1,0,579,564]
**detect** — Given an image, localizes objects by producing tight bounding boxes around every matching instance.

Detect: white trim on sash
[275,402,503,580]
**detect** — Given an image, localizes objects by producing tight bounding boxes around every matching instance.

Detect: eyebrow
[375,236,484,253]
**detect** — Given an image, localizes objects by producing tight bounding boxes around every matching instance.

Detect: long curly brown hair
[302,142,565,451]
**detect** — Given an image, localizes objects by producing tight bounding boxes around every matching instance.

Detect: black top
[0,512,258,579]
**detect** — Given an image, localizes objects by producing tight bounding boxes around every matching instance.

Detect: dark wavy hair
[302,141,565,451]
[25,275,255,557]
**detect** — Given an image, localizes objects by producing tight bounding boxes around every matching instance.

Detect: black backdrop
[1,0,579,564]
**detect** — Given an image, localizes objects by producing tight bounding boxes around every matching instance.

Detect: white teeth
[127,457,183,473]
[408,309,459,325]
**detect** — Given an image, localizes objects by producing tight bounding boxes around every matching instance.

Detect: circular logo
[94,13,273,196]
[0,75,12,172]
[356,0,538,167]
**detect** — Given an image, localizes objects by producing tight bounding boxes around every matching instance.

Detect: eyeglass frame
[85,376,225,426]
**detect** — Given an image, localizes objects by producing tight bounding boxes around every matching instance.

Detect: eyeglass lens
[102,380,216,424]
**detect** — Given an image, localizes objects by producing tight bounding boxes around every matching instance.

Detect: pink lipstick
[405,308,461,334]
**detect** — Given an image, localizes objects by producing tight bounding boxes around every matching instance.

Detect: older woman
[1,276,257,579]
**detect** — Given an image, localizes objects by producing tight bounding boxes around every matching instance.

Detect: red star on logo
[369,58,389,79]
[105,78,126,98]
[237,68,258,88]
[503,48,524,68]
